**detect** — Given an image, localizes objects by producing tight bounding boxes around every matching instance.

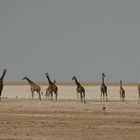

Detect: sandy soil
[0,85,140,140]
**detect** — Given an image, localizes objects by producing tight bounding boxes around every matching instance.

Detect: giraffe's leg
[55,91,58,101]
[123,95,125,102]
[45,90,47,99]
[51,92,53,101]
[38,92,41,101]
[101,91,103,101]
[139,93,140,103]
[46,89,52,101]
[48,92,51,101]
[80,93,83,102]
[0,90,2,101]
[47,93,50,101]
[31,90,34,100]
[123,93,125,102]
[49,92,51,101]
[77,92,79,101]
[46,90,49,100]
[83,92,86,104]
[102,92,105,101]
[105,92,108,102]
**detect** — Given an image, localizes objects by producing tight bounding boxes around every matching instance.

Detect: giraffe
[100,73,108,101]
[138,83,140,102]
[0,69,7,101]
[22,76,41,101]
[120,80,125,102]
[72,76,86,103]
[45,80,56,100]
[45,73,58,101]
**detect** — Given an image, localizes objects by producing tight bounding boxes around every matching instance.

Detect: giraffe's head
[45,73,49,77]
[22,76,27,80]
[2,69,7,76]
[72,76,76,80]
[120,80,123,86]
[4,69,7,73]
[102,73,106,78]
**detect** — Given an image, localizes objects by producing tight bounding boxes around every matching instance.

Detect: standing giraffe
[120,80,125,102]
[138,83,140,102]
[45,73,58,101]
[100,73,108,101]
[72,76,86,103]
[45,80,56,100]
[22,76,41,101]
[0,69,7,101]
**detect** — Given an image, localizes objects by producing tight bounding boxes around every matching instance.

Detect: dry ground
[0,99,140,140]
[0,85,140,140]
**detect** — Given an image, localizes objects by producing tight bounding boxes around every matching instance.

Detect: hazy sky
[0,0,140,82]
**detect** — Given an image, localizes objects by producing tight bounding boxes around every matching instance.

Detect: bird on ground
[102,104,106,112]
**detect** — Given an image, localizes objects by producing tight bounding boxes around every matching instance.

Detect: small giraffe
[0,69,7,101]
[138,83,140,102]
[120,80,125,102]
[45,73,58,101]
[72,76,86,103]
[100,73,108,101]
[22,76,41,101]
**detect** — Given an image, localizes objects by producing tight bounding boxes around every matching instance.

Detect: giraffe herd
[0,69,140,103]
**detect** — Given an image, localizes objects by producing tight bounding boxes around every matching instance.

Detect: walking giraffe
[22,76,41,101]
[101,73,108,101]
[45,73,58,101]
[0,69,7,101]
[72,76,86,103]
[120,80,125,102]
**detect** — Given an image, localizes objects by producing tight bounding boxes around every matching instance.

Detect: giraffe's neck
[46,75,53,85]
[102,76,105,85]
[0,70,6,80]
[74,77,81,87]
[25,78,35,86]
[120,82,122,88]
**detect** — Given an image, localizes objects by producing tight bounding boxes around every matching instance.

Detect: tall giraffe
[22,76,41,101]
[45,73,58,101]
[0,69,7,101]
[100,73,108,101]
[72,76,86,103]
[120,80,125,102]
